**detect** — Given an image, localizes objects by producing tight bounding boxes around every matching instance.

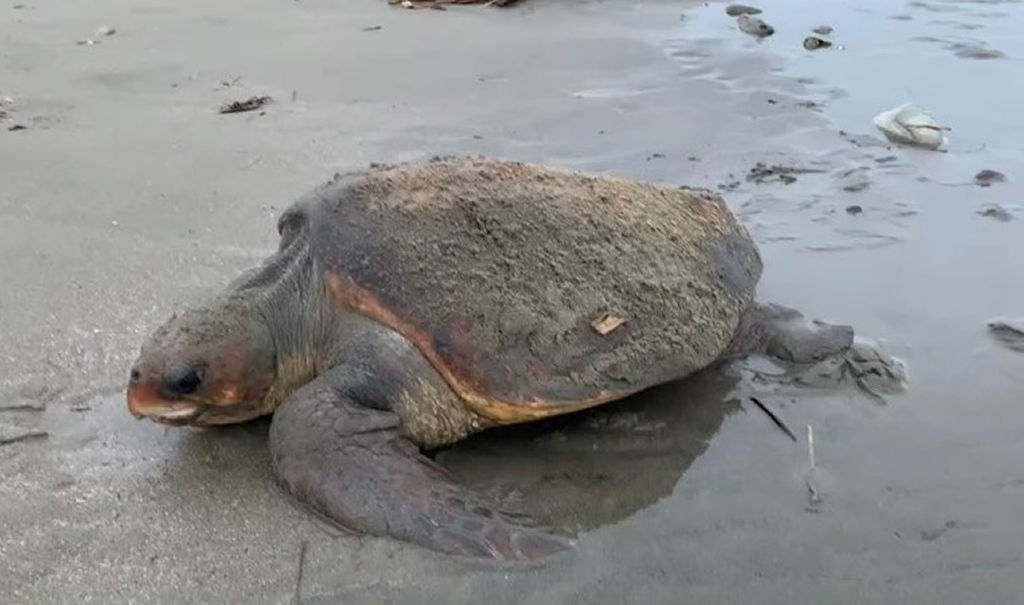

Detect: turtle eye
[164,366,205,397]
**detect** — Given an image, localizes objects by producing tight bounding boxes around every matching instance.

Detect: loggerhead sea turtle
[126,156,901,561]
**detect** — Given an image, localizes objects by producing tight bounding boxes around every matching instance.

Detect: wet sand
[2,0,1023,603]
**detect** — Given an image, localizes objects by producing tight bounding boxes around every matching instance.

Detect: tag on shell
[591,313,626,335]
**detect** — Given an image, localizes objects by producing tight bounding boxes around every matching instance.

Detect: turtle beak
[126,371,204,425]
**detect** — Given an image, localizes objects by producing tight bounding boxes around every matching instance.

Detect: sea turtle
[126,156,899,561]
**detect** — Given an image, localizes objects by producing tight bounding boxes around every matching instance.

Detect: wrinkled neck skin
[225,233,347,416]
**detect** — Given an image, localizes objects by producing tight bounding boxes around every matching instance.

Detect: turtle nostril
[164,367,205,397]
[129,368,141,384]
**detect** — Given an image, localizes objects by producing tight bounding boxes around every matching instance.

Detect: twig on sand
[807,424,816,469]
[805,425,823,507]
[218,95,272,114]
[0,404,46,412]
[749,397,797,442]
[0,431,49,446]
[293,540,307,605]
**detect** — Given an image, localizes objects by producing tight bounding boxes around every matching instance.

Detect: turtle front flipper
[268,371,575,561]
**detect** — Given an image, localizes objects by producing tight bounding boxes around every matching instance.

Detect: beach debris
[749,397,797,442]
[218,95,272,114]
[952,44,1004,60]
[363,25,382,31]
[0,429,49,446]
[977,203,1012,222]
[74,26,115,46]
[0,403,46,412]
[872,103,949,150]
[812,25,833,35]
[737,14,774,37]
[803,36,832,50]
[974,169,1006,187]
[718,177,741,191]
[591,313,626,336]
[988,318,1024,352]
[747,162,825,185]
[725,3,761,16]
[8,124,26,131]
[390,0,519,8]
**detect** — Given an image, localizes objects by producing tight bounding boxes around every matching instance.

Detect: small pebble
[812,25,833,35]
[95,25,116,36]
[846,205,863,215]
[737,14,774,37]
[974,169,1006,187]
[988,317,1024,352]
[725,4,762,16]
[803,36,832,50]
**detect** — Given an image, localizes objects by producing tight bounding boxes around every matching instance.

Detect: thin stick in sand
[749,397,797,442]
[805,424,822,507]
[807,424,816,469]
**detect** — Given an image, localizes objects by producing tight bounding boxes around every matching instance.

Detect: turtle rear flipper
[724,301,855,362]
[268,370,574,561]
[723,302,908,397]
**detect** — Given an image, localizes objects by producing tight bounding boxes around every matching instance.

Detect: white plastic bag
[872,103,949,150]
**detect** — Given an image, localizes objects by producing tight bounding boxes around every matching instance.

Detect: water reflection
[434,368,741,533]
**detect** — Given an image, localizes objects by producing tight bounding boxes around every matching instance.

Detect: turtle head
[127,297,278,427]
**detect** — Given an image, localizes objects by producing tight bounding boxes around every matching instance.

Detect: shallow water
[2,0,1023,603]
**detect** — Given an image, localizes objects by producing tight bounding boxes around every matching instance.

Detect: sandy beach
[2,0,1023,603]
